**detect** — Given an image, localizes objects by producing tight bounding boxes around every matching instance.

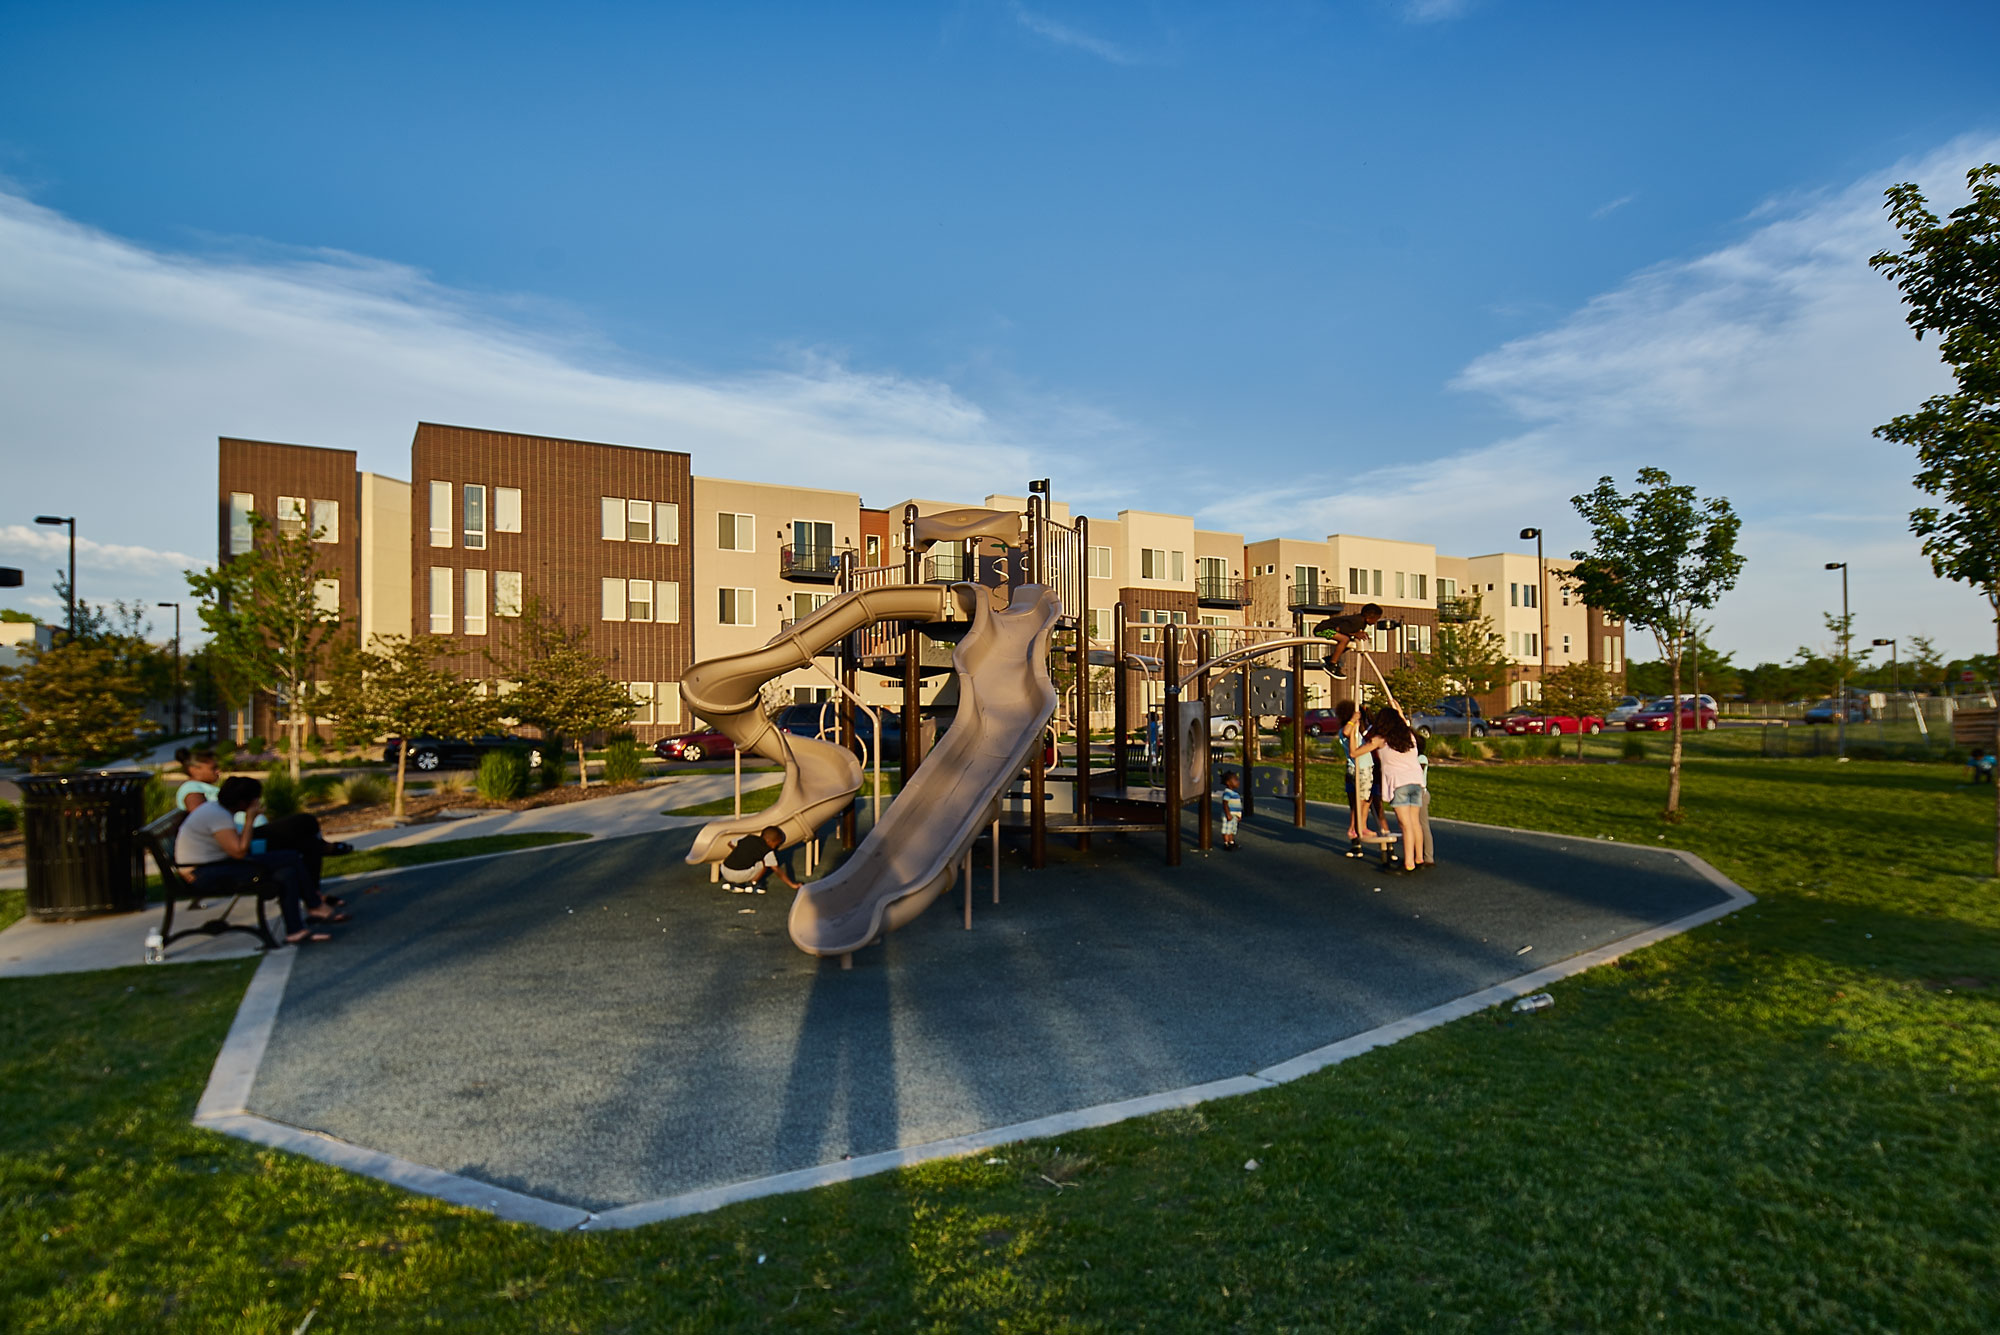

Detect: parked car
[773,701,907,759]
[1803,697,1871,724]
[1504,711,1606,736]
[1624,695,1719,731]
[1409,696,1488,738]
[1606,695,1651,724]
[1210,715,1245,743]
[383,735,548,772]
[655,729,735,763]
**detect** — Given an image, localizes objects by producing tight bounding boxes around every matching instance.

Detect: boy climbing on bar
[1317,603,1384,680]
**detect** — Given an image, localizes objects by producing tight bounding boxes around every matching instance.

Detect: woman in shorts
[1351,705,1427,872]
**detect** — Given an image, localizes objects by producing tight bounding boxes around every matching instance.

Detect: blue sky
[2,1,1998,661]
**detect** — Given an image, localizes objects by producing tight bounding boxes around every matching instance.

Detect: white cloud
[1401,0,1474,24]
[1009,3,1140,64]
[0,191,1154,628]
[1197,135,2000,662]
[1591,193,1635,220]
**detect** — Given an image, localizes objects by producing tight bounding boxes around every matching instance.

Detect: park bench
[137,809,282,958]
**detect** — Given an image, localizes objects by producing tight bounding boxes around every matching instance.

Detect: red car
[1624,697,1719,732]
[1503,712,1606,737]
[655,729,736,762]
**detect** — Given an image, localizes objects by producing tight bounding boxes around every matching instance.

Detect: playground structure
[679,492,1362,959]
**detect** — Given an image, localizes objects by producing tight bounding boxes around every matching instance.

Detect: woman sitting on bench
[1350,704,1428,873]
[174,776,332,946]
[173,747,354,909]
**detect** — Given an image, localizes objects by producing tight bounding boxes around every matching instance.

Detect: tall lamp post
[1520,528,1548,704]
[34,514,75,640]
[1872,638,1897,721]
[157,601,182,735]
[1825,561,1849,759]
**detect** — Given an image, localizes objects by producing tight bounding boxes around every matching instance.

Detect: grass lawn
[665,770,905,818]
[3,758,1998,1331]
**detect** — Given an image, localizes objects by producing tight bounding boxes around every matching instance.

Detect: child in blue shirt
[1219,770,1244,850]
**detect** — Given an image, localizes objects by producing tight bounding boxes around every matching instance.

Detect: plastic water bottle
[143,931,165,965]
[1511,992,1554,1013]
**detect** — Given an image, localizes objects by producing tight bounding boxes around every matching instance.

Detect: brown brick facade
[409,423,694,741]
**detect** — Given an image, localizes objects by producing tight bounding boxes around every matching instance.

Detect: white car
[1209,715,1245,743]
[1606,695,1650,724]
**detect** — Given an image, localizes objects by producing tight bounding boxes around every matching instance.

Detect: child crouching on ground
[720,826,805,894]
[1218,770,1244,850]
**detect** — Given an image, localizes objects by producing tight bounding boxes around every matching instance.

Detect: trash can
[18,770,152,919]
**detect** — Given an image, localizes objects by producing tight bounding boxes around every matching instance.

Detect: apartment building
[216,425,1623,744]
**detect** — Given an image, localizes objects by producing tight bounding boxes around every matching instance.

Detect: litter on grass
[1511,992,1555,1013]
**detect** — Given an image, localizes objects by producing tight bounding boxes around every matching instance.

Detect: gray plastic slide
[786,582,1059,956]
[679,584,965,864]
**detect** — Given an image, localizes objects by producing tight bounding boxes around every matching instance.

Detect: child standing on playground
[1336,700,1380,854]
[1351,704,1427,873]
[1218,770,1244,850]
[1317,604,1384,680]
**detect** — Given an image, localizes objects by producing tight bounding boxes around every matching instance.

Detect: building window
[1395,571,1406,599]
[429,567,453,633]
[719,587,755,625]
[627,682,655,726]
[228,492,254,555]
[1371,569,1383,597]
[1140,548,1167,580]
[1089,546,1112,579]
[626,499,652,544]
[1510,632,1520,655]
[1524,583,1539,609]
[655,502,679,545]
[655,685,682,726]
[793,591,834,622]
[495,486,522,534]
[277,495,306,540]
[1171,550,1185,582]
[793,519,834,561]
[1527,633,1539,656]
[313,579,340,617]
[495,570,523,618]
[464,485,487,551]
[624,578,653,623]
[1137,609,1155,643]
[1348,567,1363,594]
[656,581,680,624]
[464,569,488,636]
[602,497,626,542]
[600,578,625,621]
[1561,587,1571,607]
[1438,577,1457,599]
[1089,608,1110,642]
[718,512,755,552]
[1562,633,1572,655]
[429,482,453,547]
[311,499,339,545]
[865,535,881,565]
[1510,583,1519,607]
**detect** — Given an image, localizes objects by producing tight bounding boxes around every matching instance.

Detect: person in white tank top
[1351,705,1428,872]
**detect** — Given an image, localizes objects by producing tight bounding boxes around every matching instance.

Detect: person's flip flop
[310,911,353,924]
[321,895,347,907]
[286,931,334,946]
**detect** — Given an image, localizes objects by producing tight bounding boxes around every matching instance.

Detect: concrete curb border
[191,818,1754,1233]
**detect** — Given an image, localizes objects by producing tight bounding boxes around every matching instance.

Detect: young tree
[1539,660,1621,758]
[0,639,149,771]
[324,635,500,818]
[1908,635,1944,695]
[497,601,637,789]
[1871,163,2000,870]
[1383,656,1449,718]
[1569,468,1744,818]
[185,512,346,780]
[1433,603,1511,736]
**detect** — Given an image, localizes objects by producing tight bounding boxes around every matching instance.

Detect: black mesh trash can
[18,770,152,919]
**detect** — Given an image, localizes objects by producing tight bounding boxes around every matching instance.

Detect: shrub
[260,768,300,818]
[340,773,392,807]
[1426,736,1455,761]
[0,800,18,834]
[602,739,647,785]
[1545,736,1567,759]
[1623,735,1648,759]
[477,750,528,802]
[1494,739,1525,761]
[435,770,474,794]
[141,776,178,822]
[246,736,268,757]
[538,751,567,791]
[298,773,342,807]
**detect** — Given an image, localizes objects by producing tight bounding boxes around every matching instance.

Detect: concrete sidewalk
[343,770,784,851]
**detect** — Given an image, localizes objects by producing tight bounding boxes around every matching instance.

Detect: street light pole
[1825,561,1848,759]
[34,514,75,640]
[158,601,182,735]
[1520,527,1548,704]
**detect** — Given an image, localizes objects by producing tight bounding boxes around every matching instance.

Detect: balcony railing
[923,552,970,583]
[779,543,839,582]
[1196,575,1246,606]
[1287,583,1344,611]
[1436,595,1480,623]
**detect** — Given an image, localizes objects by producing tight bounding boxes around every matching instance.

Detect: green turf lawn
[3,758,1997,1332]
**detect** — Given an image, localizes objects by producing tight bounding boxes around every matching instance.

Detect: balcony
[1436,595,1479,623]
[1288,583,1344,612]
[923,551,970,583]
[1196,574,1246,607]
[779,543,839,583]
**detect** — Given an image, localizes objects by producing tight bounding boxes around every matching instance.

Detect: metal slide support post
[1075,609,1092,852]
[1164,621,1182,866]
[902,504,923,781]
[1291,613,1307,828]
[1240,659,1255,822]
[838,551,857,850]
[1197,628,1213,853]
[1029,717,1047,870]
[1113,602,1130,783]
[992,818,1001,903]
